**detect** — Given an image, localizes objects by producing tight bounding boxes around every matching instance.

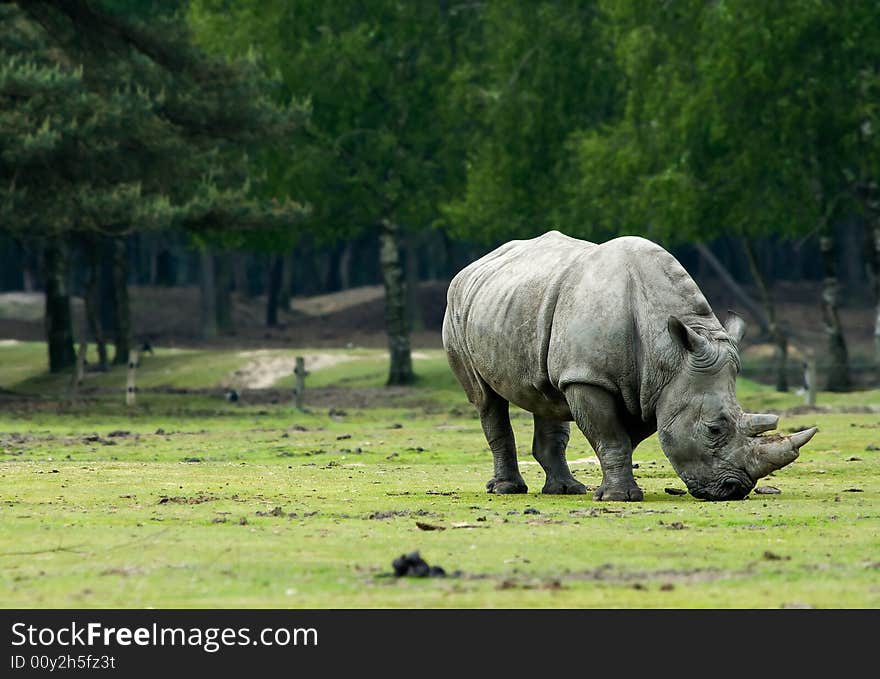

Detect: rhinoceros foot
[542,478,588,495]
[486,477,528,494]
[593,482,644,502]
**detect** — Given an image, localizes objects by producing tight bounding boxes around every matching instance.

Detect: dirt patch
[368,509,435,520]
[222,350,430,389]
[461,565,747,590]
[224,351,357,389]
[521,455,599,467]
[291,286,386,316]
[560,566,745,585]
[100,566,147,577]
[158,494,217,505]
[244,385,441,410]
[0,292,53,322]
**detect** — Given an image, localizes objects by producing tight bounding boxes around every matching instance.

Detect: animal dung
[392,551,446,578]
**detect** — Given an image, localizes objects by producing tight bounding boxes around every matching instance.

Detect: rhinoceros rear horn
[724,311,746,345]
[747,426,818,479]
[744,413,779,436]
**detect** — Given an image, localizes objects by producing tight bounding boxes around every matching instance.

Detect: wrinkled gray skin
[442,232,817,501]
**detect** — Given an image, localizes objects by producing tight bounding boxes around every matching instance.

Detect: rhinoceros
[442,231,816,501]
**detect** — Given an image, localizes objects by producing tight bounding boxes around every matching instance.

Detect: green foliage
[569,0,880,245]
[443,1,620,243]
[0,1,306,248]
[190,0,478,242]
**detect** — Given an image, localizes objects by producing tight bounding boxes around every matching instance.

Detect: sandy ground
[224,351,357,389]
[290,285,386,316]
[223,349,431,389]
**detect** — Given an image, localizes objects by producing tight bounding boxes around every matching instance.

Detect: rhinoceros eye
[702,420,730,445]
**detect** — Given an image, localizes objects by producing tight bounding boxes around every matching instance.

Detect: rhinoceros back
[443,231,719,420]
[443,231,596,417]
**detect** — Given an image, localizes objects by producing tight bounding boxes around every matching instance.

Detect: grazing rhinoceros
[442,231,816,501]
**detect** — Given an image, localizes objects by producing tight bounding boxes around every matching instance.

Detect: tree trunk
[838,220,866,289]
[233,253,250,297]
[819,233,851,391]
[43,238,76,373]
[148,238,159,286]
[294,250,313,295]
[338,241,353,290]
[199,249,217,339]
[325,245,341,292]
[214,252,234,334]
[741,239,788,392]
[855,181,880,371]
[266,254,282,327]
[315,251,331,295]
[99,243,116,335]
[22,262,35,292]
[84,245,108,371]
[693,243,769,333]
[426,230,447,280]
[379,219,414,385]
[111,238,130,366]
[174,247,191,287]
[405,231,424,332]
[278,253,293,313]
[872,221,880,369]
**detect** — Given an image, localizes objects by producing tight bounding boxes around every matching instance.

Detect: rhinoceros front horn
[747,426,818,479]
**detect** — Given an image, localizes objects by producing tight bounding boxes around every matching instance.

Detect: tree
[190,0,478,385]
[569,0,880,391]
[0,0,305,371]
[443,0,620,243]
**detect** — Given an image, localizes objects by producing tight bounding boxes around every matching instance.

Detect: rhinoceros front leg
[564,384,643,502]
[532,416,587,495]
[479,392,528,494]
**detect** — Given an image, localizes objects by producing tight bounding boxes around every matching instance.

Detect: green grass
[1,342,878,608]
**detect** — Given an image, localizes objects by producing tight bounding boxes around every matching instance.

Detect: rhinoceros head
[655,313,816,501]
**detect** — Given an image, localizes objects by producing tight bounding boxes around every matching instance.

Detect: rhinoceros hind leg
[532,416,587,494]
[564,384,643,502]
[478,390,528,494]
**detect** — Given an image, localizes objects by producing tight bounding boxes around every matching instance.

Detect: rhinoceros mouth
[686,473,755,501]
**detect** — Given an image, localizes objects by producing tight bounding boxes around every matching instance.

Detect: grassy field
[1,341,878,608]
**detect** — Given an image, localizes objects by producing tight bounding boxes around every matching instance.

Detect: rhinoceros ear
[667,316,707,353]
[724,310,746,345]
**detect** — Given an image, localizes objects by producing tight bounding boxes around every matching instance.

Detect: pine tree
[0,1,306,371]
